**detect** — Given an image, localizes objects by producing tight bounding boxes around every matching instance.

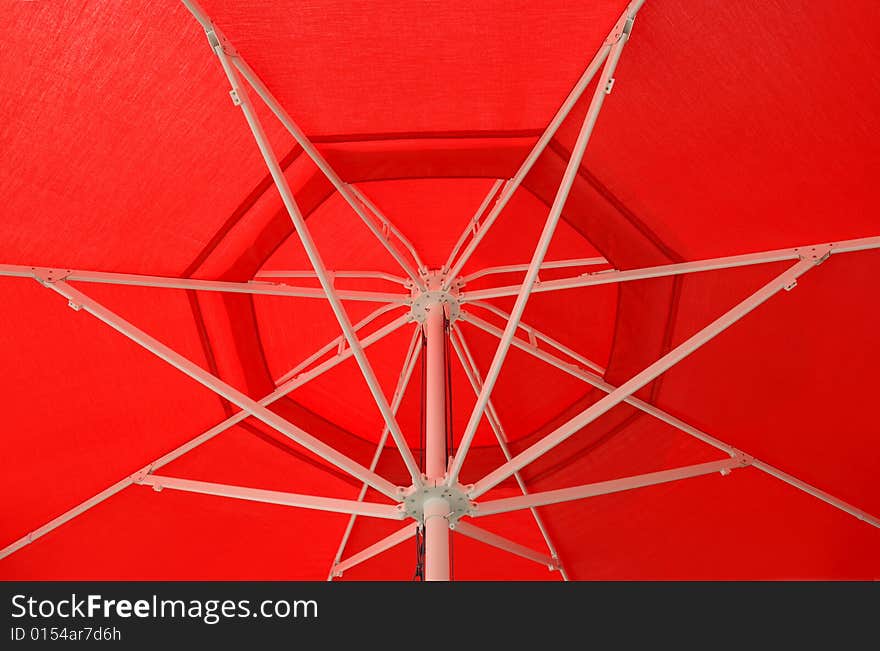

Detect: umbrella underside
[0,0,878,580]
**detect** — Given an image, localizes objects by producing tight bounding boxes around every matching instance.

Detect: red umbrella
[1,0,877,581]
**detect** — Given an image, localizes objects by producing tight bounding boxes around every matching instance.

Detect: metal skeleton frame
[449,325,570,580]
[0,265,409,303]
[445,4,637,486]
[458,307,880,527]
[0,301,412,560]
[1,0,878,579]
[328,326,424,580]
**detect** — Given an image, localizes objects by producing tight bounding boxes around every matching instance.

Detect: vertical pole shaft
[424,301,450,581]
[425,303,448,480]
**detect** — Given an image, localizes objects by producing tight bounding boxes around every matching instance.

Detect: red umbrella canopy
[0,0,877,580]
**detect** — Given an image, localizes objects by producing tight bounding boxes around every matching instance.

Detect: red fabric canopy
[1,0,877,580]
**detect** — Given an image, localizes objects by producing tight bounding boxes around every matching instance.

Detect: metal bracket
[229,89,242,106]
[784,245,831,290]
[398,479,475,525]
[737,452,754,466]
[204,26,237,57]
[796,244,833,266]
[30,267,71,285]
[131,467,151,484]
[606,13,635,44]
[205,27,221,49]
[604,77,616,95]
[723,451,754,475]
[408,270,461,323]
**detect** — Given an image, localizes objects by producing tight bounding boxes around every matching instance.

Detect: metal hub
[397,481,475,528]
[408,270,462,323]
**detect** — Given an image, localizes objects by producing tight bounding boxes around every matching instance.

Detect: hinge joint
[606,12,636,44]
[796,244,833,266]
[31,267,71,285]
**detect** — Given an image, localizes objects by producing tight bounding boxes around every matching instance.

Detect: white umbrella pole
[424,300,450,581]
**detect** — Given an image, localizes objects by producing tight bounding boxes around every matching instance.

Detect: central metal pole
[424,299,450,581]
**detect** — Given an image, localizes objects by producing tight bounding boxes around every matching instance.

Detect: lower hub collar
[397,480,475,527]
